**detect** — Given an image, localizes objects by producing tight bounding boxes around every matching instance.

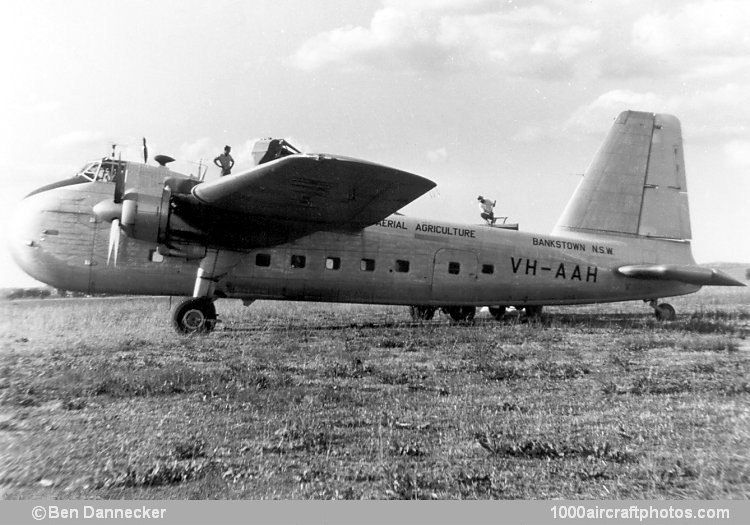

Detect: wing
[617,264,745,286]
[192,154,435,229]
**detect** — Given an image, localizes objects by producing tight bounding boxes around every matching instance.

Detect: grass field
[1,287,748,499]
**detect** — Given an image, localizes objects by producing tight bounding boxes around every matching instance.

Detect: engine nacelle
[94,172,208,257]
[122,190,163,244]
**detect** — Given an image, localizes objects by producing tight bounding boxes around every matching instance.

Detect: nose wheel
[171,297,217,334]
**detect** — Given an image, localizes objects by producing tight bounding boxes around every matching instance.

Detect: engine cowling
[92,164,207,264]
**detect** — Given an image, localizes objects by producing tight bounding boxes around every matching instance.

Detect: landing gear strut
[171,297,217,334]
[649,299,676,321]
[173,249,239,334]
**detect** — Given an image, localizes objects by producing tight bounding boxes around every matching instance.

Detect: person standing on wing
[214,145,235,176]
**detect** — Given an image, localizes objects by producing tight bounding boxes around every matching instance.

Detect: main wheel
[409,305,436,321]
[446,305,476,322]
[488,306,506,320]
[171,298,217,334]
[654,303,676,321]
[524,305,543,318]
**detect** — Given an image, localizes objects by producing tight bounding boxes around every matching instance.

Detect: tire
[171,298,217,334]
[654,303,676,321]
[524,305,543,318]
[488,306,506,320]
[447,305,476,322]
[409,305,436,321]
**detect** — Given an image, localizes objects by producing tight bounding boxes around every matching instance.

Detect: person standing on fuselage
[478,195,497,225]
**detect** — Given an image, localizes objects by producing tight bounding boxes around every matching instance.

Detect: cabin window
[361,258,375,272]
[291,254,306,269]
[448,262,461,275]
[326,257,341,270]
[395,259,410,273]
[256,253,271,267]
[481,264,494,275]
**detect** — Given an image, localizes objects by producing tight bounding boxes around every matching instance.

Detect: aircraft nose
[7,188,91,291]
[7,192,52,283]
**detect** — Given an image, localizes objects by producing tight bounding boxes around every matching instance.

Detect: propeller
[94,152,137,266]
[143,137,148,164]
[93,150,194,267]
[107,219,121,266]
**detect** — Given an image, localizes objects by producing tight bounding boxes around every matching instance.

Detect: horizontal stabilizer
[617,264,745,287]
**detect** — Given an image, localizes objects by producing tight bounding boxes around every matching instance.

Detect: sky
[1,0,748,288]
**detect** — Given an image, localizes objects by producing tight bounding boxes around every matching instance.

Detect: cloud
[292,6,461,72]
[292,0,750,83]
[25,99,61,115]
[426,147,448,163]
[565,90,667,134]
[291,2,606,77]
[632,2,750,57]
[512,125,548,143]
[723,140,750,168]
[629,1,750,80]
[565,84,750,141]
[47,130,104,150]
[178,137,216,163]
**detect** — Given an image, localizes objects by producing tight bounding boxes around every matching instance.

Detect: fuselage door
[431,248,479,301]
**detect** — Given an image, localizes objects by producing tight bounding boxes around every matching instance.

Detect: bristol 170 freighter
[9,111,744,333]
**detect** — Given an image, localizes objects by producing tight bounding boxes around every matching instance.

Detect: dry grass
[0,287,748,499]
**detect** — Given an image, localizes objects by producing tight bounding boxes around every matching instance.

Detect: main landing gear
[171,297,217,334]
[409,305,477,322]
[648,299,676,321]
[171,249,241,334]
[442,306,476,322]
[488,306,506,320]
[408,304,544,323]
[409,305,437,321]
[489,305,543,320]
[523,305,544,319]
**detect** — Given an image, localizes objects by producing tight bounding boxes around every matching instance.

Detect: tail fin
[557,111,745,287]
[553,111,691,240]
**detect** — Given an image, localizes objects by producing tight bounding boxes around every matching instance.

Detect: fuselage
[9,175,699,307]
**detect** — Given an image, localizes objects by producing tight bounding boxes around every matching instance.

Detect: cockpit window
[77,159,123,182]
[78,162,100,181]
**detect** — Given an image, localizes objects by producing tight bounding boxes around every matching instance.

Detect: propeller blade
[107,219,121,266]
[143,137,148,164]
